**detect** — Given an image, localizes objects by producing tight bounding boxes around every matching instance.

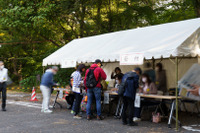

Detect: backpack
[86,67,98,89]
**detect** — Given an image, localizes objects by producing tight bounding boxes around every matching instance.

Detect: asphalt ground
[0,92,199,133]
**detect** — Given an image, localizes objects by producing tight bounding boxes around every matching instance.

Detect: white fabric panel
[102,58,198,89]
[43,18,200,66]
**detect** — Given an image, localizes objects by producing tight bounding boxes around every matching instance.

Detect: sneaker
[44,109,53,113]
[128,122,138,126]
[87,115,91,120]
[122,121,127,125]
[97,115,104,120]
[2,108,6,111]
[49,105,53,109]
[73,115,82,119]
[71,110,75,114]
[133,117,141,122]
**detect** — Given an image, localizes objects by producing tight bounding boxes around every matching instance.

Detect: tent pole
[43,66,45,74]
[175,57,179,131]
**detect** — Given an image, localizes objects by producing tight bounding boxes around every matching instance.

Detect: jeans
[40,85,51,110]
[0,83,7,109]
[73,92,83,115]
[122,96,134,124]
[86,87,101,116]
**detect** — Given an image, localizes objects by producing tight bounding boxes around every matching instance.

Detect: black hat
[95,59,103,66]
[134,67,142,75]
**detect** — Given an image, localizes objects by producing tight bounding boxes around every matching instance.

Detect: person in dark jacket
[155,63,167,93]
[143,62,156,82]
[84,59,107,120]
[121,69,139,126]
[155,63,168,116]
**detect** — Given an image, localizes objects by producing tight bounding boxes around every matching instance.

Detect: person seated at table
[72,64,86,119]
[111,67,123,87]
[133,73,157,122]
[111,73,123,92]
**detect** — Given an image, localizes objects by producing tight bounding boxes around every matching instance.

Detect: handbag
[81,96,87,112]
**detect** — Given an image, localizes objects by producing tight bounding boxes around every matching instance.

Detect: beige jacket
[140,82,157,94]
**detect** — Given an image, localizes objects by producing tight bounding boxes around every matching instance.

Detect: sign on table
[61,59,76,68]
[120,53,144,65]
[178,64,200,101]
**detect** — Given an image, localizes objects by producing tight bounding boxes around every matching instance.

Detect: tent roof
[43,18,200,66]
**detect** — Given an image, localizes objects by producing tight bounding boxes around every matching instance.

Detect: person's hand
[188,88,200,96]
[187,84,200,96]
[55,83,60,86]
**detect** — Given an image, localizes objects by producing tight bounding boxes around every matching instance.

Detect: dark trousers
[0,83,6,109]
[65,94,75,108]
[73,92,83,115]
[122,96,134,124]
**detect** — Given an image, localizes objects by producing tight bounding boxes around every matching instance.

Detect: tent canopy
[43,18,200,66]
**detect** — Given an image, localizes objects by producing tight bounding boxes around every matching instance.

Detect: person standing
[144,62,156,82]
[155,63,167,94]
[84,59,107,120]
[0,61,8,111]
[111,67,123,87]
[72,64,86,119]
[40,66,59,113]
[120,69,139,126]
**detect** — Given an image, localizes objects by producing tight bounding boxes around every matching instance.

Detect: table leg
[53,91,63,109]
[168,100,181,128]
[115,97,121,117]
[168,100,175,128]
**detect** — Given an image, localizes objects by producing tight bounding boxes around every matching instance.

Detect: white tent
[43,18,200,129]
[43,18,200,66]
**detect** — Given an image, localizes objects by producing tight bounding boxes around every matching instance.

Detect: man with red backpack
[84,59,107,120]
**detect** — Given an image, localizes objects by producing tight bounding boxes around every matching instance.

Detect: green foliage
[0,0,199,86]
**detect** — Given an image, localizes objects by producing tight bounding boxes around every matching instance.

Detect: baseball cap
[95,59,103,66]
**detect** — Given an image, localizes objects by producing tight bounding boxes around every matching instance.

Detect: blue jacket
[40,71,55,88]
[122,71,139,100]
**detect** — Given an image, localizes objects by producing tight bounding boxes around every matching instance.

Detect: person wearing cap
[120,68,141,126]
[0,61,8,111]
[84,59,107,120]
[40,66,59,113]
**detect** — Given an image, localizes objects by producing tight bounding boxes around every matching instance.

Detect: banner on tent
[61,59,77,68]
[120,53,144,65]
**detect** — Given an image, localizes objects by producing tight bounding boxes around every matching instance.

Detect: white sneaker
[73,115,82,119]
[49,105,53,109]
[133,117,141,122]
[44,109,53,113]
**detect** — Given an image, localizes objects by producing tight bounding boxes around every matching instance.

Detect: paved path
[0,92,199,133]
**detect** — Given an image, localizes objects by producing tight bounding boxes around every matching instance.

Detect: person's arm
[48,73,56,86]
[134,74,139,90]
[188,85,200,96]
[74,72,82,87]
[100,68,107,80]
[111,72,115,79]
[84,69,89,87]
